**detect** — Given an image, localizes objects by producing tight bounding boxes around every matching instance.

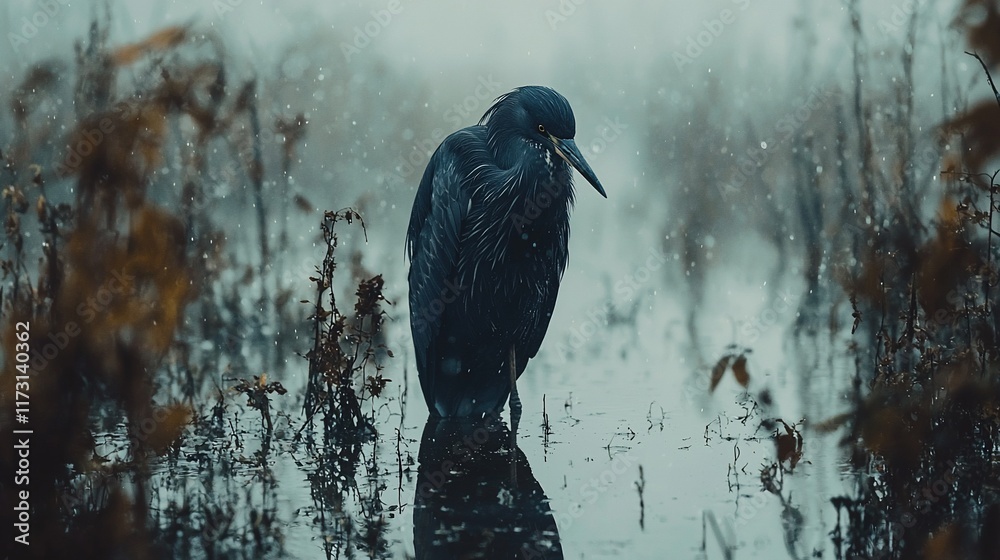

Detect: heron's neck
[488,131,526,170]
[519,144,576,215]
[487,130,575,210]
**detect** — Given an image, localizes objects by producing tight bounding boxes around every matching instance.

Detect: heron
[407,85,606,420]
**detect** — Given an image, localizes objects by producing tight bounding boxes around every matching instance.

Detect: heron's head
[481,86,607,198]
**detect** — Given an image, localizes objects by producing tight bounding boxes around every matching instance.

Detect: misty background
[1,0,969,363]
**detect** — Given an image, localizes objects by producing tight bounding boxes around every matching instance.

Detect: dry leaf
[294,194,314,213]
[732,354,750,387]
[776,419,803,471]
[112,26,187,66]
[710,354,733,393]
[813,412,852,434]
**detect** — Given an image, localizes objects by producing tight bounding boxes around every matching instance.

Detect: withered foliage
[232,374,287,434]
[771,419,803,473]
[708,348,751,393]
[827,4,1000,558]
[303,209,390,440]
[0,23,203,560]
[0,15,359,559]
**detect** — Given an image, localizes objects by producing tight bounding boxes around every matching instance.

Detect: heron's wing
[521,220,571,366]
[521,271,561,365]
[406,129,489,393]
[517,283,559,360]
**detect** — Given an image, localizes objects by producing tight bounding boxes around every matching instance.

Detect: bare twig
[965,51,1000,110]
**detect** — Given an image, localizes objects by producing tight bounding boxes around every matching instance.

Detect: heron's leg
[508,344,520,488]
[508,345,521,433]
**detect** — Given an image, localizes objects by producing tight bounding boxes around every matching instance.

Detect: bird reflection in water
[414,415,563,559]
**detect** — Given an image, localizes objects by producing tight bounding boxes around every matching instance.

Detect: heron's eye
[537,124,546,134]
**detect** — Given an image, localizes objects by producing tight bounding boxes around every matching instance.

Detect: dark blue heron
[407,86,606,418]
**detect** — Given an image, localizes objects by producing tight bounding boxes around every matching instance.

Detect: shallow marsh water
[119,263,860,559]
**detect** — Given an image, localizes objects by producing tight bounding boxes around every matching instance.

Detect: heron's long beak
[552,137,607,198]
